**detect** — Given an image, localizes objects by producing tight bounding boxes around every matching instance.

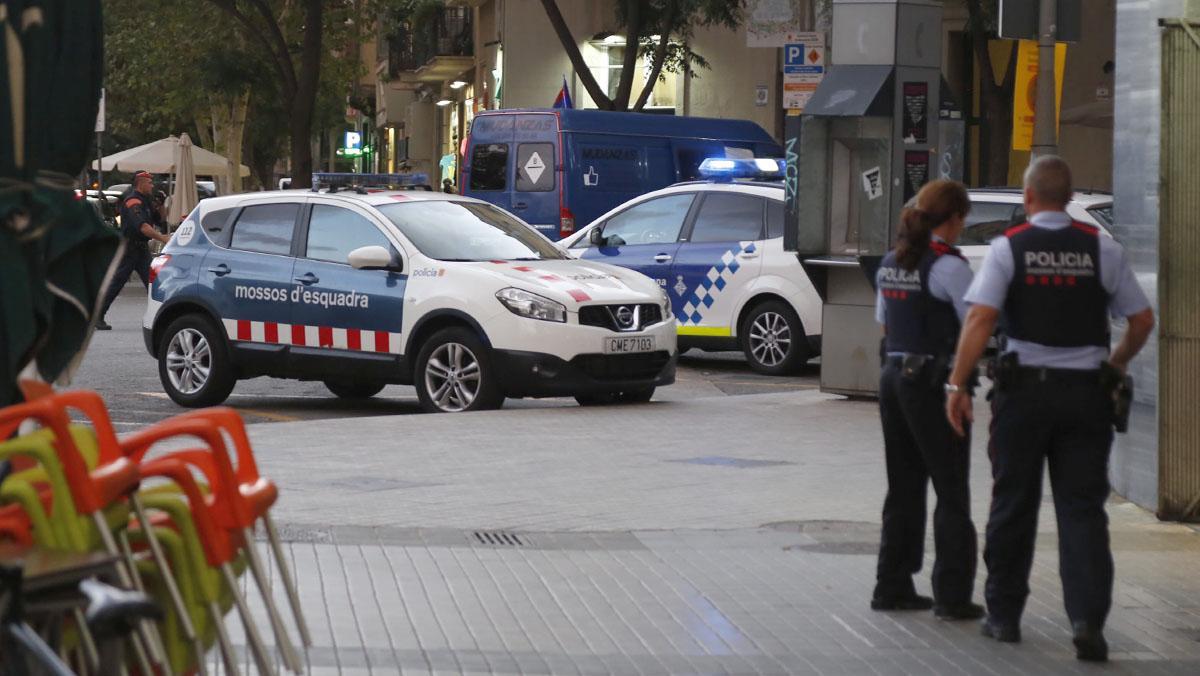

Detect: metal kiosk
[785,0,945,396]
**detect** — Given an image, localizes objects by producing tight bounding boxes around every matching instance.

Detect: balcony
[380,6,473,83]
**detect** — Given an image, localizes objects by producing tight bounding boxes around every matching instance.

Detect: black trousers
[99,242,152,319]
[876,361,977,605]
[984,374,1115,628]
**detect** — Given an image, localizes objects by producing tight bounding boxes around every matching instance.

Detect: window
[961,202,1018,246]
[377,201,566,262]
[596,193,695,247]
[469,143,508,191]
[766,198,785,240]
[229,203,298,255]
[202,207,235,235]
[1087,204,1114,229]
[688,193,764,243]
[305,205,393,264]
[515,143,555,192]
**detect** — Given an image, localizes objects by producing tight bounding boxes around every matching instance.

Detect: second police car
[561,159,822,375]
[143,175,677,413]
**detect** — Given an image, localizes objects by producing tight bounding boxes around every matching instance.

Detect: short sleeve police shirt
[964,210,1151,369]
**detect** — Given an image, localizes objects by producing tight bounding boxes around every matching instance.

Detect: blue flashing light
[697,157,786,182]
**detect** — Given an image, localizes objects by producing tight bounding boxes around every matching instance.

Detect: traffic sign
[783,32,825,111]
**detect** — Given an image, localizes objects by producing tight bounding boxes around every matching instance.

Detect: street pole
[1030,0,1058,159]
[96,131,103,190]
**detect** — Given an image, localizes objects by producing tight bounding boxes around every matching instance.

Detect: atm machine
[785,0,950,396]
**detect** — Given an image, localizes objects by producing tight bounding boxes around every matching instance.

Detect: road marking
[240,409,302,423]
[830,613,874,648]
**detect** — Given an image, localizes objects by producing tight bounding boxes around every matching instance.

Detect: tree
[538,0,745,111]
[966,0,1019,186]
[206,0,325,189]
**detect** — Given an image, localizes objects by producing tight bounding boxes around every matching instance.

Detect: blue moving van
[461,108,782,240]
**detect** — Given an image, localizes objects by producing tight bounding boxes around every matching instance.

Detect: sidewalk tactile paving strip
[208,528,1200,675]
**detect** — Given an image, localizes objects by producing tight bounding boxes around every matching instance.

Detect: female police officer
[871,179,983,620]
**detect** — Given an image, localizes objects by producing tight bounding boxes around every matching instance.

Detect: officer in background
[96,170,170,330]
[872,179,983,620]
[945,156,1155,661]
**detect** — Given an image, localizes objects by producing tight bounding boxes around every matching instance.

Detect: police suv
[560,159,822,375]
[143,175,676,413]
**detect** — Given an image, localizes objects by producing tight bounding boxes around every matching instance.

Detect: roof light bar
[311,172,431,193]
[697,157,786,182]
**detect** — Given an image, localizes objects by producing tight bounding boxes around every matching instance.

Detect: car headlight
[496,287,567,323]
[659,288,672,321]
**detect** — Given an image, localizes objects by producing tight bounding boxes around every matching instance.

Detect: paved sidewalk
[208,390,1200,674]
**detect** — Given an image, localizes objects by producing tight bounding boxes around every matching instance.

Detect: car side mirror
[348,245,402,272]
[589,227,604,246]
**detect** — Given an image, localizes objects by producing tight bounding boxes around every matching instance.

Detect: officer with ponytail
[872,179,984,621]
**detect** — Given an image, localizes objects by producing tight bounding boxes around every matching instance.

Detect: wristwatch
[944,382,966,395]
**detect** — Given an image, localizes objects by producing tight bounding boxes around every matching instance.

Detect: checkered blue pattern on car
[677,241,756,325]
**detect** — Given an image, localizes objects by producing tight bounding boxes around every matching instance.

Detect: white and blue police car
[143,174,677,413]
[560,159,822,375]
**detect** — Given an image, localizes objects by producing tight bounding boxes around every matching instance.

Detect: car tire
[740,300,809,376]
[157,314,236,407]
[414,327,504,413]
[324,380,386,399]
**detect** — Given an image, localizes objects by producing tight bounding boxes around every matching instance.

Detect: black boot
[1072,622,1108,662]
[95,318,112,331]
[980,616,1021,643]
[870,593,934,611]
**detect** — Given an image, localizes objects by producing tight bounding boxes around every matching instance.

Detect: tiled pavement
[205,391,1200,674]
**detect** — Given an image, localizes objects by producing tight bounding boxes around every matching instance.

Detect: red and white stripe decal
[222,319,402,354]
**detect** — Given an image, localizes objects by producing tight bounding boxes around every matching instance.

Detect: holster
[1100,362,1134,433]
[898,354,952,390]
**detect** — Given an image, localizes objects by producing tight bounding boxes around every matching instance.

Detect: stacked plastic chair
[0,382,310,675]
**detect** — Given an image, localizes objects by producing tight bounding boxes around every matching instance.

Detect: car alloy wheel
[165,327,211,395]
[748,310,792,368]
[423,342,482,412]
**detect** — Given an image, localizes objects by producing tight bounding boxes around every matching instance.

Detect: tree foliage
[539,0,747,111]
[104,0,367,189]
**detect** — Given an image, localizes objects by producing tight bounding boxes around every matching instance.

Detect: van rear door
[464,114,514,212]
[510,113,559,238]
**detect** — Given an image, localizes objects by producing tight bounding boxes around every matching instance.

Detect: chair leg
[92,512,168,676]
[116,528,172,674]
[129,495,208,676]
[219,562,275,676]
[207,600,242,676]
[263,514,311,647]
[72,607,100,673]
[241,526,303,673]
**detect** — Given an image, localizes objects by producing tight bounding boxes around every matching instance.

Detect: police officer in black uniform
[946,156,1155,661]
[872,179,984,620]
[97,170,170,330]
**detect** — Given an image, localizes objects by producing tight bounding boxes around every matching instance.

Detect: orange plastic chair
[0,397,166,674]
[150,407,310,648]
[21,387,301,674]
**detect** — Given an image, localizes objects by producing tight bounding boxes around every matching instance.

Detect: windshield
[377,201,567,262]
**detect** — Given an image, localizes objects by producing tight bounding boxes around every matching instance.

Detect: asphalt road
[69,286,820,428]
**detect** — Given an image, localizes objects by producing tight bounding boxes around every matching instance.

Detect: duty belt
[1008,365,1102,387]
